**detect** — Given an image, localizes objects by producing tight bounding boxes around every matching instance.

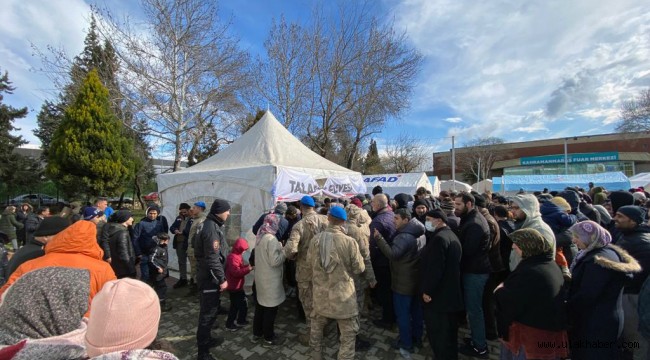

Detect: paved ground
[156,277,502,360]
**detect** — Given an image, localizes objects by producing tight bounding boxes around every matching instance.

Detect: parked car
[108,197,134,204]
[9,194,65,206]
[142,192,159,201]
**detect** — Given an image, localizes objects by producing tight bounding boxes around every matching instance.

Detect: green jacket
[0,210,24,240]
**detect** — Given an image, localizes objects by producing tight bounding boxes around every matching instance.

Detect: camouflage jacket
[345,205,376,285]
[306,225,365,319]
[284,209,328,282]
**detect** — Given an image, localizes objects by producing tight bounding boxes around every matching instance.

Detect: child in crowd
[149,233,171,312]
[225,238,252,331]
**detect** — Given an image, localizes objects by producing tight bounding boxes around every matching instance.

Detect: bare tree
[381,134,429,173]
[255,2,422,164]
[97,0,252,171]
[458,137,505,183]
[616,88,650,133]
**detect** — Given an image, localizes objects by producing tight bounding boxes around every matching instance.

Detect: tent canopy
[629,173,650,189]
[157,111,361,239]
[492,172,630,194]
[363,173,431,197]
[472,179,493,193]
[427,176,441,196]
[439,180,472,192]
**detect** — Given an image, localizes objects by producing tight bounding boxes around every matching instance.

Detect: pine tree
[47,70,135,196]
[364,139,383,175]
[0,70,40,190]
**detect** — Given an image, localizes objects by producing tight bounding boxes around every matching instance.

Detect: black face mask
[160,243,168,248]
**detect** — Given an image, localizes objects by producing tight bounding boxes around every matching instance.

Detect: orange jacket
[0,220,116,315]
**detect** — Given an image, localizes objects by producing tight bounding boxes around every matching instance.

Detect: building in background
[433,132,650,180]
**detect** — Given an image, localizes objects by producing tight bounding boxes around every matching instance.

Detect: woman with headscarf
[494,228,568,360]
[252,213,286,347]
[567,220,641,360]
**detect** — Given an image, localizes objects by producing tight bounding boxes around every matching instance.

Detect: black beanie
[473,193,486,208]
[413,198,428,210]
[179,203,191,210]
[34,217,71,236]
[426,208,448,224]
[609,191,634,214]
[110,210,133,224]
[372,185,383,195]
[617,205,645,225]
[210,199,231,215]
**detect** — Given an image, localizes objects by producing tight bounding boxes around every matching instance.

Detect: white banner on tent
[322,175,366,198]
[272,168,321,201]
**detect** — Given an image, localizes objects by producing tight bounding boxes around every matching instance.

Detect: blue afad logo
[364,176,398,183]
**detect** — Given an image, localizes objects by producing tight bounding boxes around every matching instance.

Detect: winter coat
[510,194,556,269]
[105,223,135,278]
[457,208,491,274]
[617,224,650,294]
[306,225,364,319]
[479,207,503,272]
[0,221,117,316]
[132,217,167,256]
[149,244,169,282]
[253,211,289,241]
[419,226,463,312]
[254,233,286,307]
[23,214,42,245]
[497,219,515,273]
[376,218,424,296]
[195,214,226,290]
[4,240,45,279]
[345,205,376,286]
[169,215,190,250]
[0,210,23,240]
[225,238,251,291]
[558,190,589,222]
[495,253,567,340]
[567,244,641,360]
[639,276,650,338]
[188,212,206,249]
[284,209,328,283]
[541,201,579,265]
[0,245,7,287]
[369,207,396,268]
[592,187,607,206]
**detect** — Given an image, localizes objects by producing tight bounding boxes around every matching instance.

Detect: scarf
[255,213,280,246]
[569,220,611,271]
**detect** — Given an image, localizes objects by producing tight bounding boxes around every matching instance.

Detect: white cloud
[388,0,650,140]
[444,117,462,123]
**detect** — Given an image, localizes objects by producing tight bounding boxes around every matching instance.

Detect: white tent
[439,179,472,192]
[629,173,650,189]
[157,111,362,243]
[472,179,493,193]
[363,173,432,197]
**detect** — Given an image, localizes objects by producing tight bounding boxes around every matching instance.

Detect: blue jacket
[369,208,396,268]
[133,217,169,256]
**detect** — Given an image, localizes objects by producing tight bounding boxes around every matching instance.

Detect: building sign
[520,152,619,166]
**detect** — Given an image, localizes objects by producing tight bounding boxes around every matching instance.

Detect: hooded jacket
[306,225,364,319]
[0,209,23,240]
[0,221,117,315]
[591,187,607,206]
[558,190,589,222]
[22,213,42,245]
[617,224,650,294]
[132,213,168,256]
[225,238,251,291]
[345,205,376,286]
[540,201,578,266]
[568,244,641,359]
[511,194,556,269]
[376,218,425,296]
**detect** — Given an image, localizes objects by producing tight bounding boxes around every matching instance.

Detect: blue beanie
[329,206,347,221]
[301,196,315,207]
[194,201,206,210]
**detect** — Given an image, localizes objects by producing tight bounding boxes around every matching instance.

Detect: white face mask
[425,221,435,232]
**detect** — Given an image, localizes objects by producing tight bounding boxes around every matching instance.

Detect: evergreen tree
[364,139,383,174]
[0,70,41,191]
[47,70,135,196]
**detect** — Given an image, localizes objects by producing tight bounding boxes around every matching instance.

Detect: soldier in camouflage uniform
[284,196,328,344]
[345,203,376,350]
[307,206,365,360]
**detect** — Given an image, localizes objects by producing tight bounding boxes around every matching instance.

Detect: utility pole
[451,135,456,191]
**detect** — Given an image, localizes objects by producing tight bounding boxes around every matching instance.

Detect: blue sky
[2,0,650,154]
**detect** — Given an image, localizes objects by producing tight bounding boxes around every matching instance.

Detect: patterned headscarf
[569,220,611,271]
[255,213,280,246]
[510,228,552,259]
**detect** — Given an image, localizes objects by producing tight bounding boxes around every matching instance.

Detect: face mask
[425,221,435,232]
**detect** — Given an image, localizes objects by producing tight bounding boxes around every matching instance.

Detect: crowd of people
[1,183,649,360]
